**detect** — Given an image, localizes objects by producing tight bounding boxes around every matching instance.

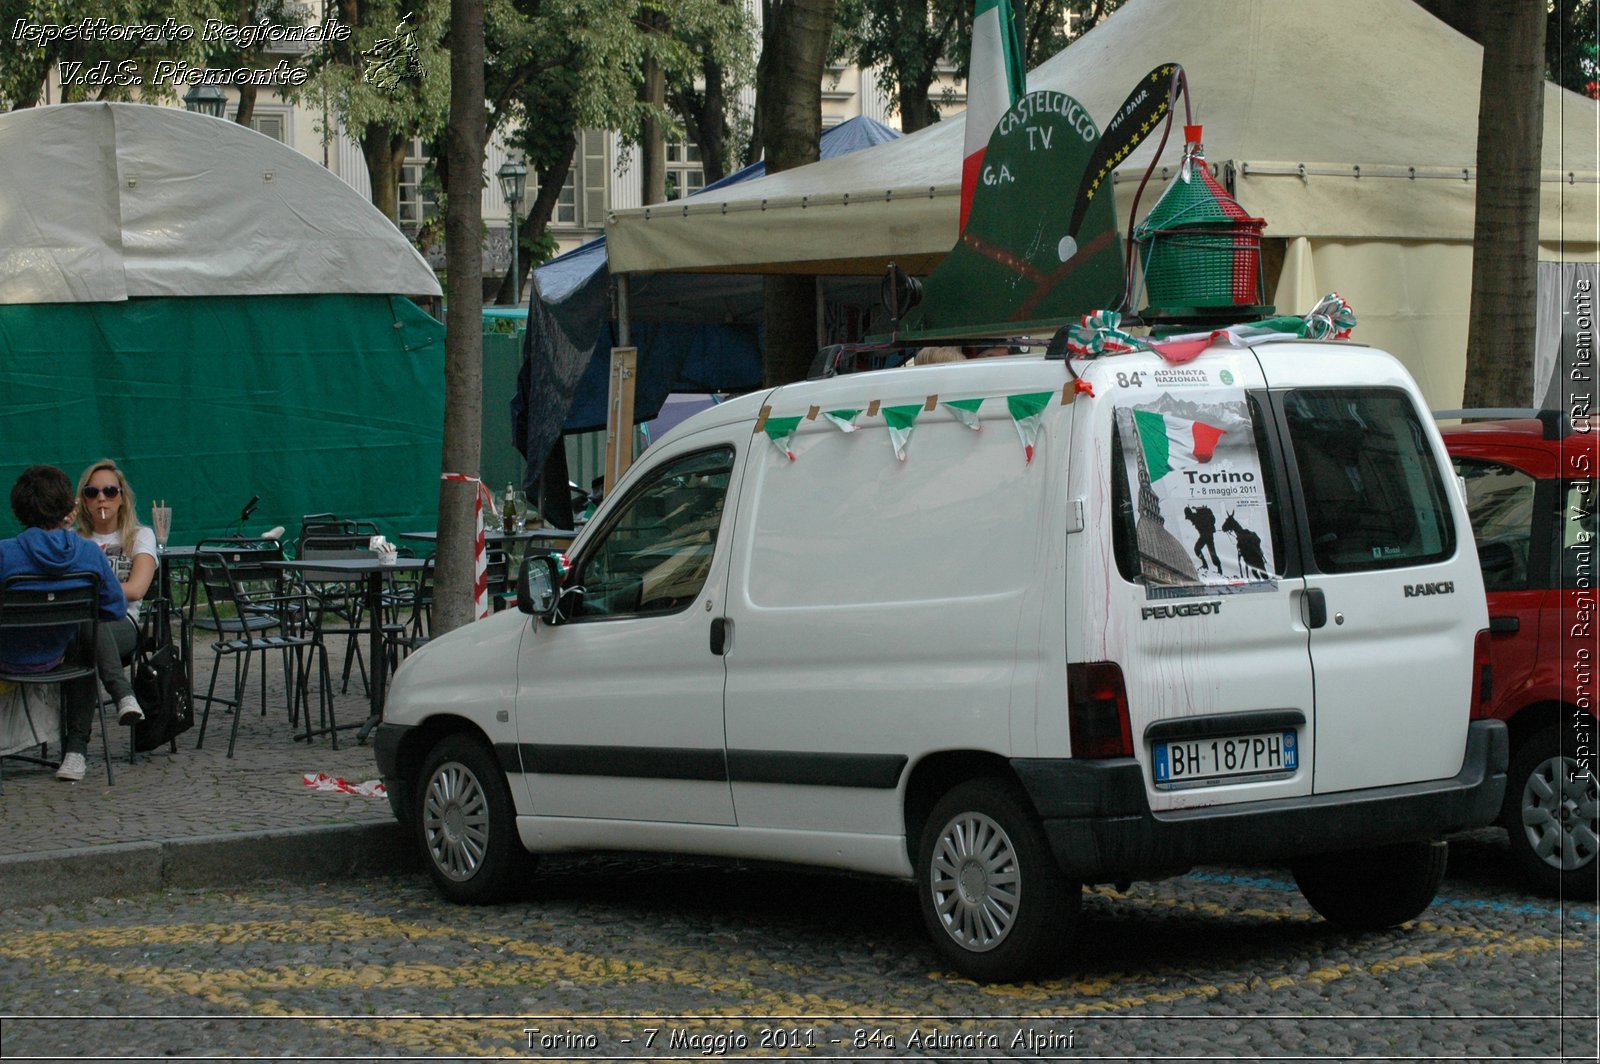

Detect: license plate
[1153,730,1298,789]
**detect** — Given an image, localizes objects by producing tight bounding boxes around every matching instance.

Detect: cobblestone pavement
[0,642,395,860]
[0,837,1595,1062]
[2,637,1597,1061]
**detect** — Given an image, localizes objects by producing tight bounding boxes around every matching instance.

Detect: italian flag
[1133,410,1226,481]
[960,0,1026,232]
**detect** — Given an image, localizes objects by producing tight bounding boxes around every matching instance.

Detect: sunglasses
[82,485,122,499]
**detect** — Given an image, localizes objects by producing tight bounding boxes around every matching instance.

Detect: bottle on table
[502,483,517,534]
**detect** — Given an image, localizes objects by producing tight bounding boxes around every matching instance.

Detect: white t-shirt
[91,526,157,622]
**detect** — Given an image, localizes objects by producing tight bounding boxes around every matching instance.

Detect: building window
[249,112,287,143]
[555,164,578,224]
[398,138,437,228]
[665,139,704,201]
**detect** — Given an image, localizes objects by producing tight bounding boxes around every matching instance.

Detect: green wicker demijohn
[1134,125,1267,319]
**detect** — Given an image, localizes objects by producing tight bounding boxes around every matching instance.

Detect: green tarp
[0,293,447,543]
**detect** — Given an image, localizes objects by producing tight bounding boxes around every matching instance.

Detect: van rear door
[1096,353,1316,812]
[1257,346,1483,793]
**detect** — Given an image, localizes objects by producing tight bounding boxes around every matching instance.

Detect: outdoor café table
[261,556,428,744]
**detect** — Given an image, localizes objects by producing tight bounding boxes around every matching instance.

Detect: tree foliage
[830,0,1123,132]
[287,0,452,220]
[0,0,229,109]
[664,0,757,184]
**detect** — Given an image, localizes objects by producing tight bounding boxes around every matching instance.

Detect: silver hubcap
[929,811,1021,953]
[423,761,490,881]
[1520,755,1599,872]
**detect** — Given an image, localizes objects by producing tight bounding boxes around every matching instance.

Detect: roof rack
[1432,407,1569,440]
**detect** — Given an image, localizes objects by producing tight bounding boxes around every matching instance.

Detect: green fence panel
[0,293,446,544]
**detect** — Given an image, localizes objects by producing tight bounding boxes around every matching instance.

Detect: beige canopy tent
[606,0,1599,407]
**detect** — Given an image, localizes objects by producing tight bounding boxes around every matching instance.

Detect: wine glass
[152,502,172,553]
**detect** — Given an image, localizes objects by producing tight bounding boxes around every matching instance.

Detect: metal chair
[296,533,389,695]
[191,544,333,757]
[384,555,435,661]
[0,571,115,787]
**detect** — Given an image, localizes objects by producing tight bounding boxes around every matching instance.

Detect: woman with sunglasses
[73,459,155,727]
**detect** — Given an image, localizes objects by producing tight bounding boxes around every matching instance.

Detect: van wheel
[415,733,534,903]
[916,779,1078,982]
[1503,724,1599,899]
[1292,840,1446,930]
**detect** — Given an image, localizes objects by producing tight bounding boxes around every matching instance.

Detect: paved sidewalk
[0,647,417,907]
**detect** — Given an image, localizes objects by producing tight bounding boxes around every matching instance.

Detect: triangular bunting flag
[882,404,923,462]
[1006,391,1053,464]
[823,408,862,432]
[1132,409,1227,481]
[943,397,985,431]
[763,415,804,461]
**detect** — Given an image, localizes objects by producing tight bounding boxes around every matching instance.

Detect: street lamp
[497,159,528,302]
[183,84,227,118]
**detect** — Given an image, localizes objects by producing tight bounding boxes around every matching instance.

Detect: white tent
[0,102,440,305]
[0,102,448,542]
[605,0,1599,406]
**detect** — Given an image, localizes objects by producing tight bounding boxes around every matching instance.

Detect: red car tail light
[1068,661,1133,758]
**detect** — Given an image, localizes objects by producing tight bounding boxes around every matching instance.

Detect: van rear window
[1281,388,1454,573]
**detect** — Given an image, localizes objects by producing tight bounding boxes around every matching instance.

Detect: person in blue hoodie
[0,464,130,781]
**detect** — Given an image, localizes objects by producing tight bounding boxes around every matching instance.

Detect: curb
[0,821,419,908]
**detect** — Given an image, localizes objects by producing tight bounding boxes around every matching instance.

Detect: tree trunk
[435,0,488,636]
[897,66,938,133]
[642,52,668,205]
[1461,0,1545,408]
[234,85,258,127]
[641,7,670,205]
[360,127,409,222]
[756,0,836,386]
[231,0,258,126]
[698,60,730,184]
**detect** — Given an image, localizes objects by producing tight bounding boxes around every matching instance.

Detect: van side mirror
[518,553,561,619]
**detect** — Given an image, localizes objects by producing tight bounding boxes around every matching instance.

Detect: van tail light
[1471,628,1493,718]
[1068,661,1133,758]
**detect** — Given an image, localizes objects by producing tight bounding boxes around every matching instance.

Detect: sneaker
[117,695,145,726]
[55,752,86,782]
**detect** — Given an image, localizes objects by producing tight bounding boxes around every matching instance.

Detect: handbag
[131,642,194,753]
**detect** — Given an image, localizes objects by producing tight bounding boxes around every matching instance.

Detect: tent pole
[604,274,637,495]
[815,279,826,350]
[616,273,631,347]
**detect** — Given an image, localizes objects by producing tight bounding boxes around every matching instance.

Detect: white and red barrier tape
[441,473,492,619]
[302,772,386,797]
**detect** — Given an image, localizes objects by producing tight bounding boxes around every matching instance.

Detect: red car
[1441,411,1597,897]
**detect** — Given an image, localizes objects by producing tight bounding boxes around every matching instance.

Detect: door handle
[1489,615,1520,635]
[1303,588,1328,629]
[710,616,731,655]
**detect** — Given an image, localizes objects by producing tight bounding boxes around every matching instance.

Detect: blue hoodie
[0,527,126,671]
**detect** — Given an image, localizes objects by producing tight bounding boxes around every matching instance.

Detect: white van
[376,340,1507,982]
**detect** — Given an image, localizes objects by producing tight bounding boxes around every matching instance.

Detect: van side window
[1453,457,1537,590]
[1282,389,1454,573]
[570,447,734,618]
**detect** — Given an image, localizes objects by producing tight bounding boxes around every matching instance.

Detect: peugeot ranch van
[376,339,1507,982]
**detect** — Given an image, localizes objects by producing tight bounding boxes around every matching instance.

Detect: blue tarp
[512,117,902,490]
